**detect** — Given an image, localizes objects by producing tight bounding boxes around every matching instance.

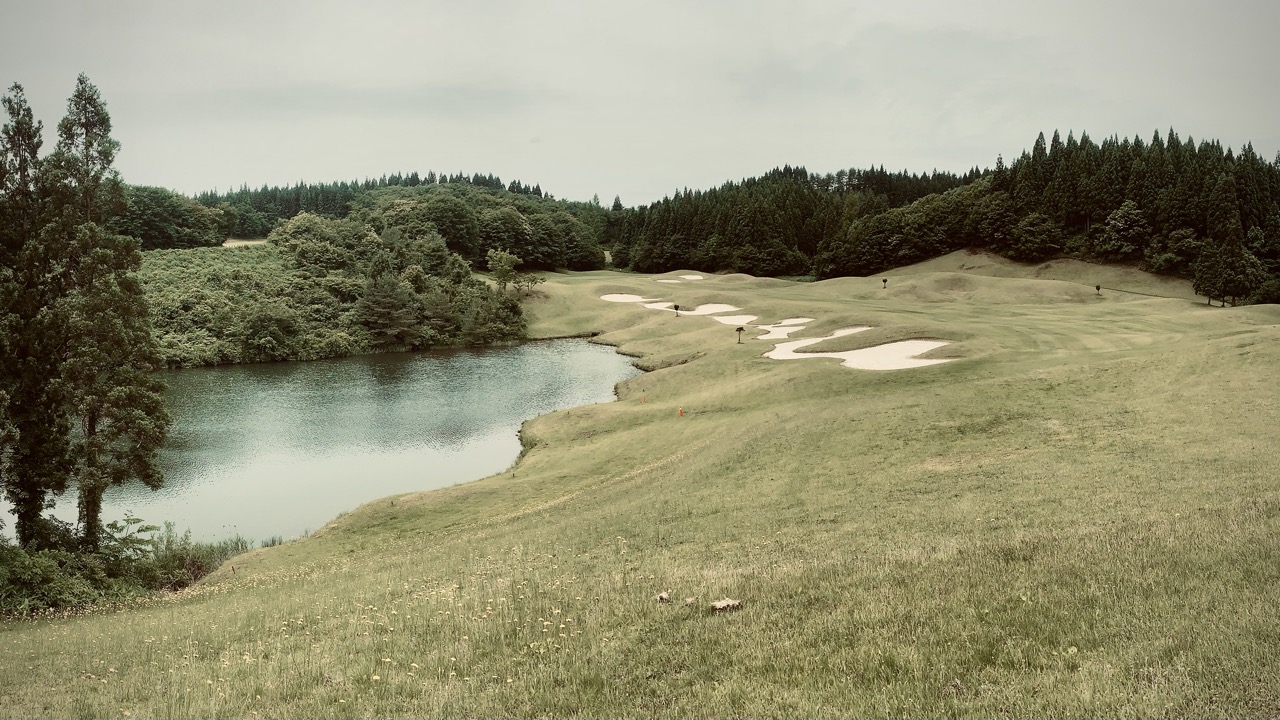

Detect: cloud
[132,82,543,124]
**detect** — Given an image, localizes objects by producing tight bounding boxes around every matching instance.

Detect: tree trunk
[78,482,105,552]
[78,408,105,551]
[12,491,45,549]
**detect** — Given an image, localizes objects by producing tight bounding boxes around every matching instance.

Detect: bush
[0,544,112,614]
[0,516,253,615]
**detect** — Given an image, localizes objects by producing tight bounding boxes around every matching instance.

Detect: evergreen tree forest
[0,76,173,573]
[193,170,578,242]
[607,130,1280,305]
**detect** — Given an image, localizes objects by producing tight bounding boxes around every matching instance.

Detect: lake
[21,339,639,543]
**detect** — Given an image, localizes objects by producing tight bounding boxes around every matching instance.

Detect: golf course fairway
[2,251,1278,717]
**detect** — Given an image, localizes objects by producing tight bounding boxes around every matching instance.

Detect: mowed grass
[3,263,1279,717]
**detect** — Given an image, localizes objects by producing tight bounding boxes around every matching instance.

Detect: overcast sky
[2,0,1277,206]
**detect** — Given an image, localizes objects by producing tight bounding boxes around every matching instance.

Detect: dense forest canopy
[144,211,527,369]
[135,125,1280,306]
[192,171,565,240]
[601,130,1280,305]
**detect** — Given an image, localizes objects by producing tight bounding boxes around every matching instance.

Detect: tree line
[607,165,982,276]
[191,170,564,240]
[606,131,1280,304]
[145,210,528,368]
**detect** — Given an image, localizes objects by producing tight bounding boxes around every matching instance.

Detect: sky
[2,0,1277,206]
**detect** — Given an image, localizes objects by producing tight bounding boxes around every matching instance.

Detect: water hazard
[16,339,639,543]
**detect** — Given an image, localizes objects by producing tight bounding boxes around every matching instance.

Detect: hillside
[892,248,1201,301]
[2,262,1278,717]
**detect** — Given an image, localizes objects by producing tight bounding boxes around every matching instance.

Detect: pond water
[22,339,639,543]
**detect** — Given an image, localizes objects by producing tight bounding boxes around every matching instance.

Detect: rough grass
[2,262,1278,718]
[893,248,1201,301]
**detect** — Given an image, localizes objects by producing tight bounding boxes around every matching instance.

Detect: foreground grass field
[3,250,1278,717]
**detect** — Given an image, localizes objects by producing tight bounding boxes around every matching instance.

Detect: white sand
[679,274,705,280]
[766,330,952,370]
[655,279,683,284]
[598,294,954,370]
[601,294,661,303]
[711,315,759,325]
[754,324,808,340]
[642,302,741,315]
[754,317,817,340]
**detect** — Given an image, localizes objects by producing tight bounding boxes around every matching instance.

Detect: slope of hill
[891,249,1201,301]
[1,262,1277,717]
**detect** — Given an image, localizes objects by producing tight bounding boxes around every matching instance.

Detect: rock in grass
[710,597,741,613]
[656,591,670,603]
[684,596,698,606]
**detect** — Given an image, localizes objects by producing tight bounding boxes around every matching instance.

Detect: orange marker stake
[678,406,684,417]
[642,392,646,403]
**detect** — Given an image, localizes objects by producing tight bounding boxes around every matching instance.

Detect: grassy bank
[2,252,1278,717]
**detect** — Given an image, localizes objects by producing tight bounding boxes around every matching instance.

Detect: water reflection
[7,340,638,543]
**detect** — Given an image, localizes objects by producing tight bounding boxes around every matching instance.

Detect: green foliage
[107,185,225,249]
[1145,228,1202,276]
[143,213,525,367]
[356,266,424,350]
[0,543,108,614]
[0,516,252,615]
[418,194,481,259]
[1006,212,1063,261]
[42,73,123,225]
[1,76,168,550]
[601,129,1279,302]
[479,206,533,259]
[486,248,519,291]
[1094,200,1151,261]
[100,518,252,592]
[1194,174,1268,305]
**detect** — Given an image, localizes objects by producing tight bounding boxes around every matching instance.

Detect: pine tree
[1197,174,1266,305]
[0,75,168,549]
[0,83,43,259]
[355,266,422,349]
[1,84,73,547]
[61,224,169,549]
[45,73,123,225]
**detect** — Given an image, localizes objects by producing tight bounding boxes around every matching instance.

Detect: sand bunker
[601,294,661,303]
[641,302,741,315]
[654,274,706,284]
[754,317,817,340]
[597,294,953,370]
[711,315,759,325]
[766,330,951,370]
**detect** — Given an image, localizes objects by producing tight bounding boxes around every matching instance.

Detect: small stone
[684,596,697,606]
[710,597,741,613]
[939,678,963,697]
[656,591,670,603]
